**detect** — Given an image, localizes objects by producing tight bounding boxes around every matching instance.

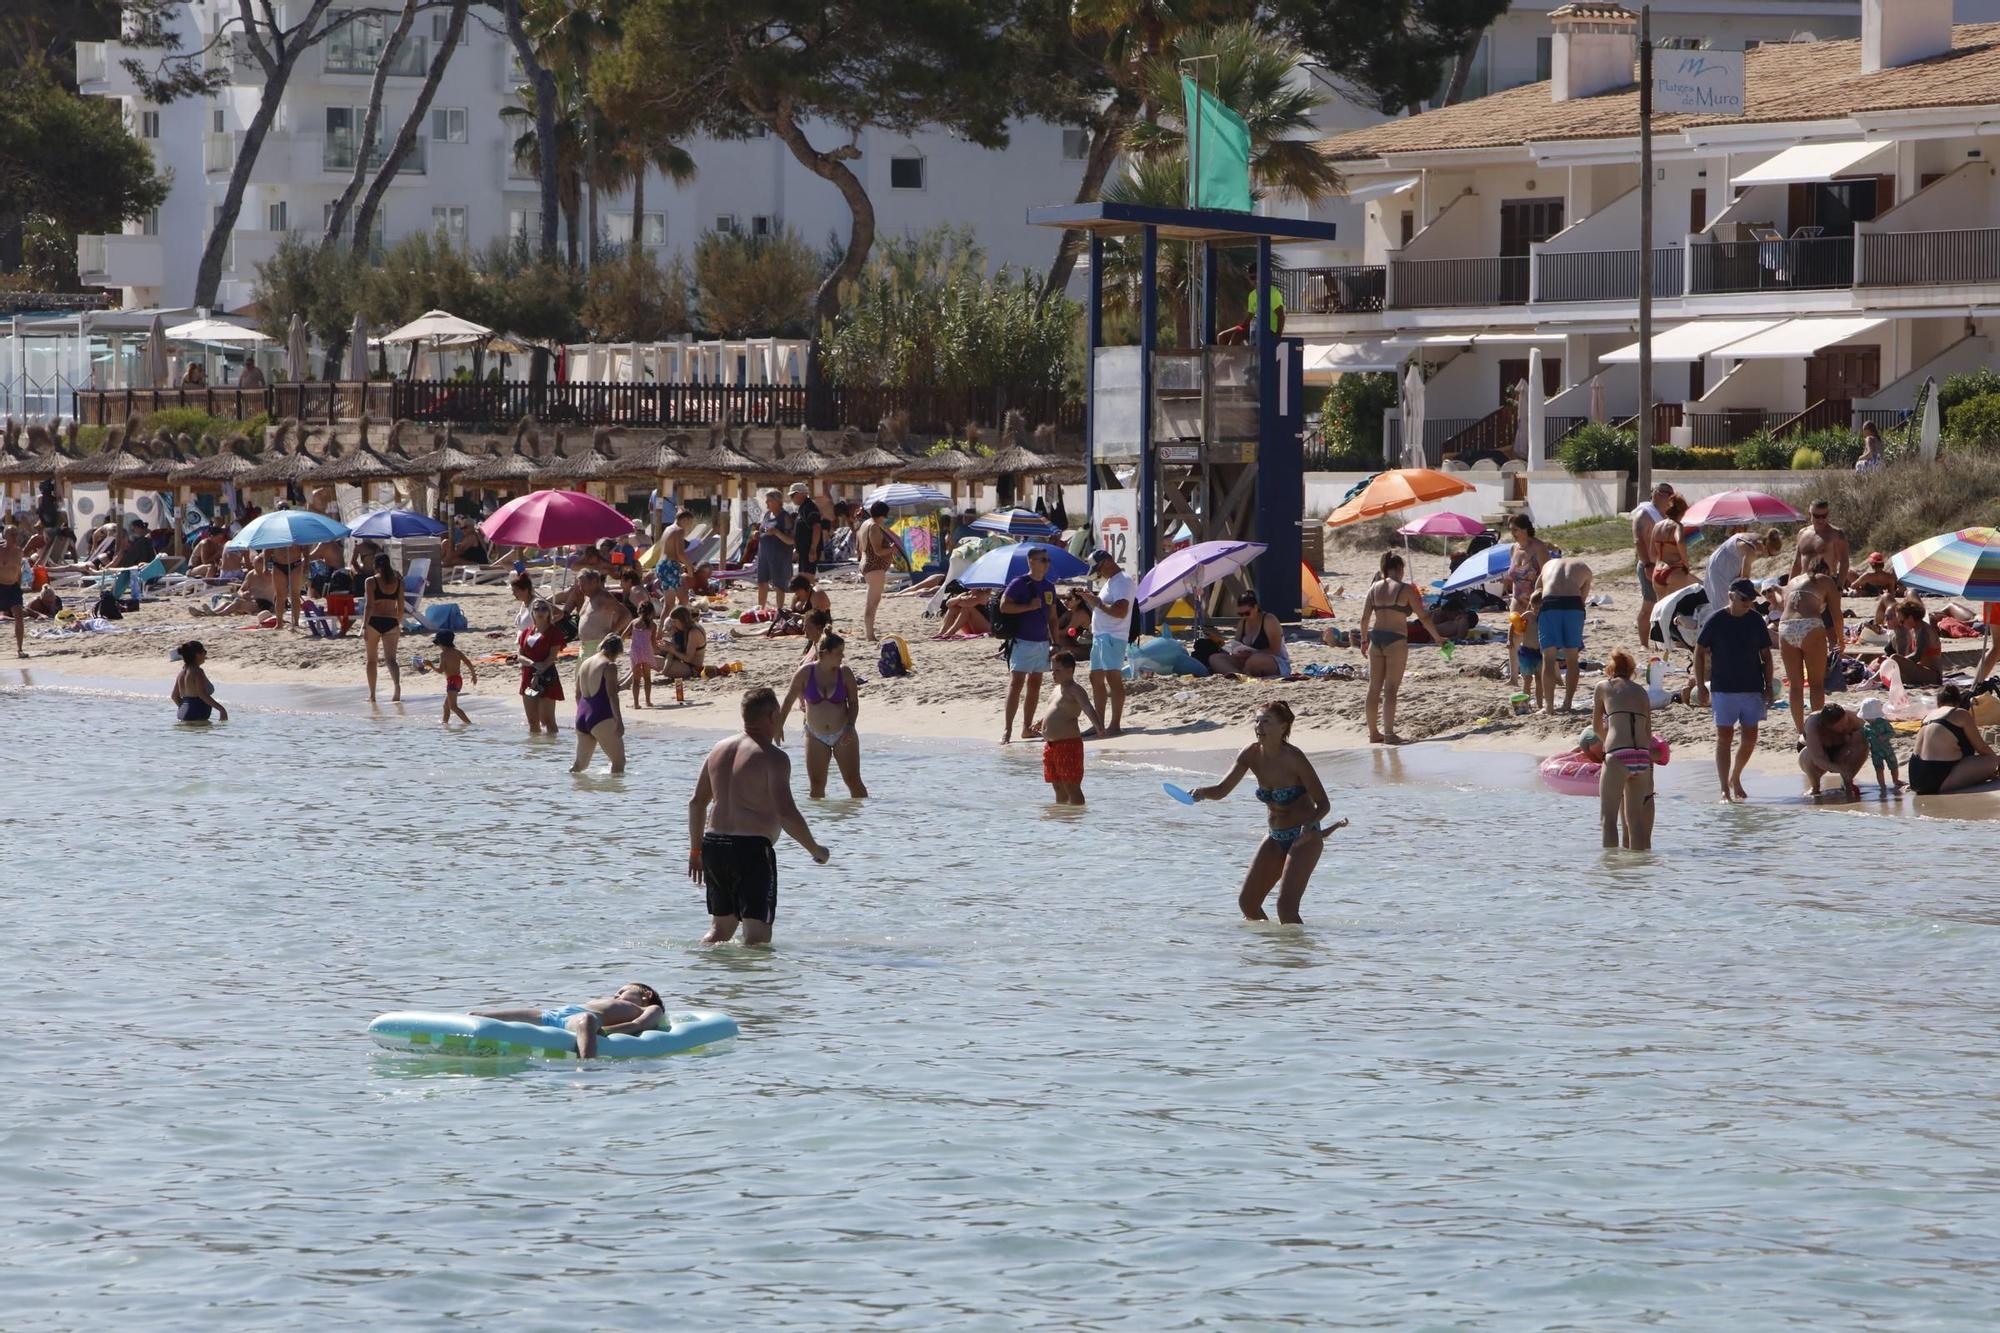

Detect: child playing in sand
[433,630,476,726]
[1857,696,1903,795]
[1040,650,1105,805]
[628,602,659,708]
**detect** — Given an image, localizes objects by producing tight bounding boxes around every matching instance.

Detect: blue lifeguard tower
[1027,202,1338,621]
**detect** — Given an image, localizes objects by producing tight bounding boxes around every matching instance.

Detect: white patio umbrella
[1525,346,1546,470]
[1511,376,1530,457]
[1588,373,1607,424]
[1919,375,1940,464]
[164,317,271,344]
[1400,363,1427,469]
[382,309,492,380]
[286,313,309,381]
[346,313,370,382]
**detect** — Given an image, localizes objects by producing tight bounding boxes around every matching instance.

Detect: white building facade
[1295,0,2000,462]
[72,1,1935,318]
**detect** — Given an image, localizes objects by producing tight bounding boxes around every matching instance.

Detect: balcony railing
[1384,415,1484,467]
[1860,227,2000,287]
[1685,410,1786,447]
[1281,265,1386,314]
[1536,248,1684,303]
[325,32,427,76]
[1689,236,1854,295]
[203,132,235,173]
[324,133,425,174]
[76,42,107,86]
[1389,256,1530,308]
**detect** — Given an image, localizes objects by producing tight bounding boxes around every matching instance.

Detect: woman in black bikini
[363,553,407,703]
[1908,685,2000,795]
[266,543,304,631]
[1190,701,1347,926]
[1358,549,1442,745]
[170,640,227,724]
[1218,589,1287,677]
[661,605,706,680]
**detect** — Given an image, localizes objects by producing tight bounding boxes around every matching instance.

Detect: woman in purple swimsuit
[777,631,866,798]
[570,634,627,773]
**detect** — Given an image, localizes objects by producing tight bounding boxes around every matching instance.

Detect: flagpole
[1179,53,1219,348]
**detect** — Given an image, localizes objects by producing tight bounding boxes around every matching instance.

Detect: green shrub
[1314,372,1397,465]
[137,409,266,449]
[1791,446,1824,470]
[1793,426,1861,468]
[1783,454,2000,557]
[1733,431,1793,471]
[1556,422,1636,474]
[1939,369,2000,414]
[1943,391,2000,448]
[1686,445,1737,470]
[72,424,109,454]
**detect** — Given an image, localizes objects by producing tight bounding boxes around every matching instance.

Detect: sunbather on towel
[193,558,278,618]
[469,982,665,1059]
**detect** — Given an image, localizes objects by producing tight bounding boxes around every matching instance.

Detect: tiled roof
[1319,22,2000,161]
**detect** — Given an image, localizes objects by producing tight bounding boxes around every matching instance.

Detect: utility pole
[1637,4,1654,498]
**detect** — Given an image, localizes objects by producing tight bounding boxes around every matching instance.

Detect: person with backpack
[1077,548,1135,736]
[999,547,1058,744]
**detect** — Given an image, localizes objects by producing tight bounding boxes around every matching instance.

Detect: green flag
[1181,74,1252,213]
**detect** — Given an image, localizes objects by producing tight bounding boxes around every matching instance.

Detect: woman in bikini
[170,640,227,724]
[1505,515,1551,686]
[778,631,866,798]
[661,605,706,680]
[570,635,626,773]
[266,542,304,631]
[1191,701,1347,926]
[1649,495,1693,596]
[1591,650,1655,851]
[1357,549,1443,745]
[1218,589,1288,677]
[362,553,407,703]
[1890,598,1944,688]
[858,500,896,641]
[1908,684,2000,794]
[1775,568,1831,735]
[517,598,568,734]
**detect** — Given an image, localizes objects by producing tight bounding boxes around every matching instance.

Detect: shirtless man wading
[1536,553,1595,713]
[0,523,25,657]
[687,687,830,946]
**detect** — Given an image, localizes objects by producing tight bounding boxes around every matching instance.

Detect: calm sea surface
[4,681,1998,1330]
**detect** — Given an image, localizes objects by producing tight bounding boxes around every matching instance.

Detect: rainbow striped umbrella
[1890,527,2000,601]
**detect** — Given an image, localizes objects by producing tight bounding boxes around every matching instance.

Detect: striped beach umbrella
[863,482,950,511]
[971,507,1059,538]
[1890,527,2000,601]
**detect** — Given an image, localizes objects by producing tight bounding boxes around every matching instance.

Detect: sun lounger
[923,553,973,616]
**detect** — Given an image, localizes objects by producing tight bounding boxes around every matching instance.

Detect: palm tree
[503,77,586,266]
[591,116,696,254]
[1097,24,1338,347]
[519,0,621,264]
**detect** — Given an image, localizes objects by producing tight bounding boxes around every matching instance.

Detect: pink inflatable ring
[1538,736,1671,796]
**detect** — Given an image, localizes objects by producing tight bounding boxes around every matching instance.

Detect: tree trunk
[585,130,598,269]
[195,0,339,308]
[630,169,644,251]
[320,0,416,249]
[763,97,872,429]
[564,200,579,268]
[1041,101,1131,304]
[1442,30,1484,107]
[501,0,559,262]
[351,0,468,257]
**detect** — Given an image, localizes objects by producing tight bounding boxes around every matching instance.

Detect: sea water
[4,682,1999,1330]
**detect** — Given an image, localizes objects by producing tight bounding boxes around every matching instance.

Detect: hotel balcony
[74,41,137,96]
[324,133,425,175]
[77,233,164,289]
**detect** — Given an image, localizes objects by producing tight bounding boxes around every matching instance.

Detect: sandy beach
[17,543,1954,786]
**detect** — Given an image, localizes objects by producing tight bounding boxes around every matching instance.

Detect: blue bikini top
[1255,785,1307,806]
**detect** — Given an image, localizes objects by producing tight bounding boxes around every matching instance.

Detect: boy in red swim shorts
[1040,651,1104,805]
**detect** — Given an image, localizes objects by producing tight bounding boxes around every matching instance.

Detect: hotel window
[750,215,772,238]
[431,11,456,45]
[714,214,739,234]
[507,208,534,242]
[432,206,467,242]
[140,207,160,237]
[431,107,467,143]
[1535,37,1552,83]
[266,200,287,232]
[609,212,667,245]
[139,109,161,138]
[212,105,225,133]
[1062,128,1090,161]
[890,155,924,190]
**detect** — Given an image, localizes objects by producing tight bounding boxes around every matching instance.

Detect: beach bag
[524,657,561,698]
[877,636,911,678]
[422,602,468,633]
[987,590,1018,641]
[93,590,124,620]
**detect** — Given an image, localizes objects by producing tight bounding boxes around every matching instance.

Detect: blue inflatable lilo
[369,1010,739,1061]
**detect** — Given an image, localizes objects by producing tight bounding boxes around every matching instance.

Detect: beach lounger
[400,559,431,629]
[923,553,973,617]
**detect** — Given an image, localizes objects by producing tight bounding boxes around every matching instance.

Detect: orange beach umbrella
[1323,468,1475,529]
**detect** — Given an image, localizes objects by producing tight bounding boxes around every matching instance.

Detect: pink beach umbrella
[1395,511,1487,538]
[479,488,634,548]
[1680,489,1803,528]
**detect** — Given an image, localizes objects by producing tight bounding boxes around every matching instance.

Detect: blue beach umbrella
[971,507,1060,538]
[225,509,351,551]
[863,482,951,512]
[1439,542,1515,593]
[349,507,448,540]
[959,541,1089,589]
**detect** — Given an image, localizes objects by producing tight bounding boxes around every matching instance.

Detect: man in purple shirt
[1000,547,1056,744]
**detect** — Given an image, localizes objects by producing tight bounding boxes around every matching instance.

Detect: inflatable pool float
[1538,736,1671,797]
[368,1009,738,1060]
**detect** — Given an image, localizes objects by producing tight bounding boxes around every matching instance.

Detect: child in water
[470,982,665,1060]
[1039,650,1105,805]
[432,630,477,726]
[1857,696,1903,795]
[170,640,227,723]
[628,602,659,708]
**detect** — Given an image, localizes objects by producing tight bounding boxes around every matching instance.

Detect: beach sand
[11,548,1963,787]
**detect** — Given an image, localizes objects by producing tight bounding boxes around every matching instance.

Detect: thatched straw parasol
[555,434,642,485]
[774,438,838,480]
[619,438,688,479]
[301,443,403,485]
[172,438,264,485]
[239,440,323,487]
[826,444,908,480]
[678,439,762,479]
[895,447,979,481]
[459,439,543,488]
[967,442,1055,480]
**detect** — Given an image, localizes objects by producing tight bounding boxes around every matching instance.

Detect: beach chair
[400,558,430,629]
[923,553,973,617]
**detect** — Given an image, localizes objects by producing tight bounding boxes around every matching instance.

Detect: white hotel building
[68,1,1912,316]
[1295,0,2000,462]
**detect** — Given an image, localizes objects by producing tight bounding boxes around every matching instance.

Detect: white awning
[1708,316,1888,359]
[1379,332,1557,349]
[1303,340,1401,376]
[1341,175,1420,204]
[1731,140,1892,187]
[1601,319,1781,364]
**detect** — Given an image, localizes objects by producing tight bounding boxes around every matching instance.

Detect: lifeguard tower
[1027,202,1338,620]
